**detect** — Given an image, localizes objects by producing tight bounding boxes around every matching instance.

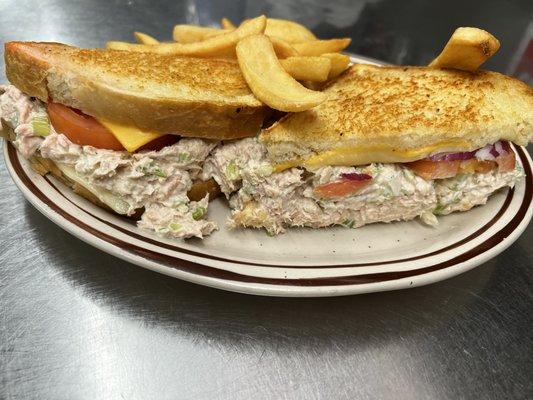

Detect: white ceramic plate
[3,56,532,297]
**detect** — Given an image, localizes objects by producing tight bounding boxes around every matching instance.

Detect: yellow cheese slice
[97,118,165,152]
[274,140,470,172]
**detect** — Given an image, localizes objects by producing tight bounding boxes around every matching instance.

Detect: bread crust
[5,41,266,139]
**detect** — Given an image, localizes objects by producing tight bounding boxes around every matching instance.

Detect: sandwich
[201,64,533,234]
[0,41,266,238]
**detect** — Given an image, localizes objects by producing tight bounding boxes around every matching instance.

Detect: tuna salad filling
[202,138,523,234]
[0,85,217,239]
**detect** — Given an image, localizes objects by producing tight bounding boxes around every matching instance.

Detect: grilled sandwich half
[1,42,268,239]
[203,64,533,234]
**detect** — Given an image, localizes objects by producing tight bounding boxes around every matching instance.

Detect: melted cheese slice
[97,118,164,152]
[274,140,470,172]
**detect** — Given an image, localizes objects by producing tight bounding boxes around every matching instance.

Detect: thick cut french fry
[221,17,236,30]
[108,16,266,58]
[264,18,317,43]
[236,34,327,112]
[429,27,500,71]
[172,25,296,58]
[301,81,324,91]
[293,39,351,56]
[172,25,227,43]
[321,53,350,79]
[280,56,331,82]
[134,31,159,45]
[240,18,317,43]
[269,37,299,58]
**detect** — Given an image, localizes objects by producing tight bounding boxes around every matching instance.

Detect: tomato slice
[48,102,125,150]
[314,179,372,199]
[495,151,516,172]
[406,158,499,180]
[48,102,179,152]
[406,159,460,180]
[459,159,496,174]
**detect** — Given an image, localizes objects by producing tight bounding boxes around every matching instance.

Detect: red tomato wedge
[48,102,125,151]
[458,159,497,174]
[405,153,515,181]
[495,151,516,172]
[314,179,372,199]
[48,102,179,152]
[405,159,461,180]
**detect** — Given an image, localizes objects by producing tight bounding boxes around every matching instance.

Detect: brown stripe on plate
[8,143,532,286]
[38,144,515,269]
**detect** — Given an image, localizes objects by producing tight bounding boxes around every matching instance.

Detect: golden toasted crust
[5,41,266,139]
[261,64,533,164]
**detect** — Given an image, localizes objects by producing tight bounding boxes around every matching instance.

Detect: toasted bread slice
[261,64,533,169]
[5,41,266,139]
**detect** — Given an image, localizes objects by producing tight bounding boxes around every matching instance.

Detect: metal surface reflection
[0,0,532,398]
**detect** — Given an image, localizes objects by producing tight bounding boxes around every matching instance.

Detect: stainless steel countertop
[1,1,532,399]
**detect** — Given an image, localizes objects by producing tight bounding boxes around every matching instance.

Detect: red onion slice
[475,141,511,161]
[475,144,495,161]
[489,144,500,157]
[501,141,511,152]
[341,172,372,181]
[429,151,476,162]
[427,141,512,163]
